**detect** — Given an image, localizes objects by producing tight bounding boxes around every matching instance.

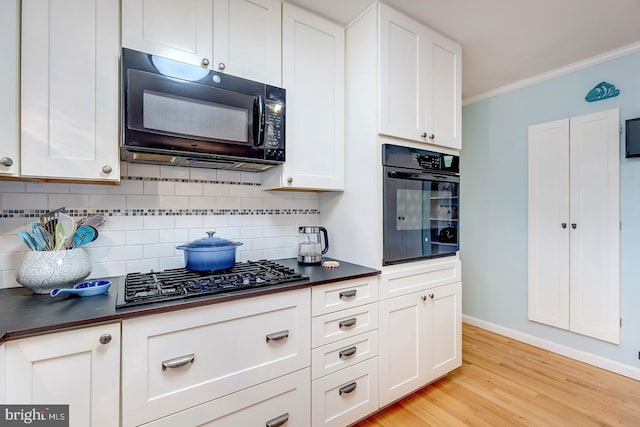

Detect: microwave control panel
[264,85,286,162]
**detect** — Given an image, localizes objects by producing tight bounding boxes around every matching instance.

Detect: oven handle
[387,170,459,183]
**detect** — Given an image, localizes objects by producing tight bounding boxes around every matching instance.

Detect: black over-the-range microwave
[120,48,286,171]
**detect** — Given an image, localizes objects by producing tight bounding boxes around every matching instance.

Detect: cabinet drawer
[311,357,379,427]
[142,368,310,427]
[311,277,378,316]
[311,330,378,380]
[122,288,310,427]
[379,258,460,300]
[311,302,378,348]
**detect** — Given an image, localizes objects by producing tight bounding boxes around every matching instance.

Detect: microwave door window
[126,69,258,148]
[143,91,249,143]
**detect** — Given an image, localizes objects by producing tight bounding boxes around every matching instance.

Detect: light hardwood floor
[355,323,640,426]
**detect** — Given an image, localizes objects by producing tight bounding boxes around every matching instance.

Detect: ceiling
[286,0,640,102]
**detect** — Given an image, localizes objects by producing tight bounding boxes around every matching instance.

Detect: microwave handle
[253,95,266,146]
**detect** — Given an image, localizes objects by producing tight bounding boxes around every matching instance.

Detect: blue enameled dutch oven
[176,231,243,271]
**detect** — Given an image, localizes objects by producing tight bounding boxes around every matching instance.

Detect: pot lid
[177,231,243,249]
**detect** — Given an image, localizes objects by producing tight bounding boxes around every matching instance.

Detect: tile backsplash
[0,162,319,289]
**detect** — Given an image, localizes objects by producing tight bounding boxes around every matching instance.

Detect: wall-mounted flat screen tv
[626,117,640,158]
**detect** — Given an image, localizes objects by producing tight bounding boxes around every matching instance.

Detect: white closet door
[569,108,620,344]
[528,119,570,329]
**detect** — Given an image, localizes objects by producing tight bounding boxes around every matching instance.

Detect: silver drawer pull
[266,412,289,427]
[339,318,357,329]
[162,354,195,371]
[266,330,290,342]
[339,289,357,299]
[339,346,357,359]
[339,382,357,396]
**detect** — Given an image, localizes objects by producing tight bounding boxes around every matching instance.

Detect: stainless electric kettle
[297,226,329,265]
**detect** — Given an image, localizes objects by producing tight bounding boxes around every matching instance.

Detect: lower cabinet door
[4,323,121,427]
[425,282,462,382]
[141,368,310,426]
[378,291,426,406]
[311,357,379,427]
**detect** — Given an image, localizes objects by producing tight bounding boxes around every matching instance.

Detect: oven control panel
[382,144,459,174]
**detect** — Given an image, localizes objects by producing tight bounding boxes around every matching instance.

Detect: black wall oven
[383,144,460,265]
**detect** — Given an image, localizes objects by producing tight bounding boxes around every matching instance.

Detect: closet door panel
[569,108,620,344]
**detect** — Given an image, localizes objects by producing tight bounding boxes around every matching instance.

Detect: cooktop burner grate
[116,260,308,308]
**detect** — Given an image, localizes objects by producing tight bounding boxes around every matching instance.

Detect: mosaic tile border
[0,208,320,219]
[122,176,260,186]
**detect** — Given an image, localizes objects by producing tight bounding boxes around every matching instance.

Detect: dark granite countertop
[0,258,379,343]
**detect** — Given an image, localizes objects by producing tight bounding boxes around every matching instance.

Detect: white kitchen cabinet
[121,288,310,426]
[262,3,345,191]
[3,323,121,427]
[20,0,120,183]
[141,368,310,427]
[122,0,282,86]
[528,108,620,344]
[311,357,379,427]
[0,0,20,177]
[310,278,379,426]
[379,281,461,407]
[378,3,461,150]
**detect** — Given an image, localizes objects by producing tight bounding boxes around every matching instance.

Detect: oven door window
[383,170,459,265]
[126,69,261,150]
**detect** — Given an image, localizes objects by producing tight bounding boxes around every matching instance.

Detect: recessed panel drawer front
[311,330,378,380]
[311,277,379,316]
[379,259,461,300]
[311,302,378,348]
[141,368,310,427]
[311,357,379,427]
[122,288,310,427]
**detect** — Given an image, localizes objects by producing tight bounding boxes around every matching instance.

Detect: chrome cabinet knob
[420,132,435,140]
[421,295,427,301]
[429,293,435,299]
[101,165,112,174]
[287,177,293,184]
[201,58,210,68]
[218,62,226,71]
[99,333,112,344]
[0,157,13,167]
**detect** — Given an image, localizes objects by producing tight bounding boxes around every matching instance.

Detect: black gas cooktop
[116,260,308,308]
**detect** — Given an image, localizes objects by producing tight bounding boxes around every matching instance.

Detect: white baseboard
[462,315,640,381]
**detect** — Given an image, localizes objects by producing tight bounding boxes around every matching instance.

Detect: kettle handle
[320,227,329,255]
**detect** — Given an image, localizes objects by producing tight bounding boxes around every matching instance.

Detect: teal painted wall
[461,50,640,366]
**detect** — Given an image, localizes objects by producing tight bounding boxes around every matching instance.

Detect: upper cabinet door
[122,0,281,85]
[263,2,344,190]
[429,30,461,150]
[0,0,20,176]
[213,0,282,86]
[122,0,213,68]
[378,3,461,150]
[378,3,428,142]
[21,0,120,182]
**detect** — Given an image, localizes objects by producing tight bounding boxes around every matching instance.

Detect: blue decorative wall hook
[585,81,620,102]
